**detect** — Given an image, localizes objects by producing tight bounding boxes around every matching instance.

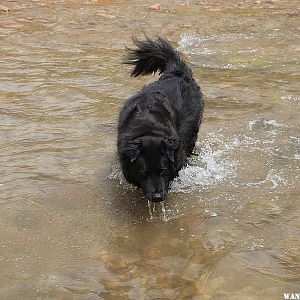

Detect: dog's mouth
[146,191,166,202]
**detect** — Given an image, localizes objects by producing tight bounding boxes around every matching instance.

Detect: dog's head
[120,135,180,202]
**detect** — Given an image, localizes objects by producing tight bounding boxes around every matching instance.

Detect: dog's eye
[160,169,168,177]
[140,171,149,179]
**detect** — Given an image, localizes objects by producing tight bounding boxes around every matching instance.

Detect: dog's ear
[162,137,180,162]
[122,139,141,163]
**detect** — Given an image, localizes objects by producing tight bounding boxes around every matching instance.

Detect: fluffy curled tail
[124,37,191,78]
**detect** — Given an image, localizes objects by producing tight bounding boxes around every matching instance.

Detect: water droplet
[161,202,167,221]
[147,200,154,220]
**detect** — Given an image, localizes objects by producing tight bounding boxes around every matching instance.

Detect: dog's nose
[151,192,164,202]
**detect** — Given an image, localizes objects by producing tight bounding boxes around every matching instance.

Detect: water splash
[161,202,167,221]
[146,200,169,221]
[108,120,291,203]
[171,130,238,193]
[152,202,156,213]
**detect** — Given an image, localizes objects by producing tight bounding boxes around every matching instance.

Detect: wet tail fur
[124,37,192,78]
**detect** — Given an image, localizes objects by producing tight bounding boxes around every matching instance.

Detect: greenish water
[0,1,299,299]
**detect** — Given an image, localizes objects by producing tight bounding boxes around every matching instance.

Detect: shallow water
[0,0,299,299]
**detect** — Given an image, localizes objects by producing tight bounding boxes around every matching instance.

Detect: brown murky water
[0,1,299,299]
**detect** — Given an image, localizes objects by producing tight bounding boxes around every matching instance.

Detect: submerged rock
[149,4,161,11]
[0,5,9,12]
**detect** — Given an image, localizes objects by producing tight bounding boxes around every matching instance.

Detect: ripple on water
[176,32,293,70]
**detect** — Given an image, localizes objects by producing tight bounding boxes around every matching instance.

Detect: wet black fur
[118,37,204,202]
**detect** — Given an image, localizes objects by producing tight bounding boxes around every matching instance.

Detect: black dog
[118,37,204,202]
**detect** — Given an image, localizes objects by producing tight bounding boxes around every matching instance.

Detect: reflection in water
[0,0,300,299]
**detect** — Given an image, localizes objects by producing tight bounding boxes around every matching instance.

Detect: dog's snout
[151,192,164,202]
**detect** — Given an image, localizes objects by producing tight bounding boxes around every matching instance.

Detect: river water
[0,1,299,299]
